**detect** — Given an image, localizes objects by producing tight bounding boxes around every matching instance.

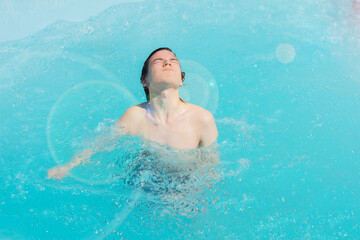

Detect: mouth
[163,68,173,71]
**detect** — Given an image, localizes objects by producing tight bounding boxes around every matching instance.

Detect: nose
[163,59,171,66]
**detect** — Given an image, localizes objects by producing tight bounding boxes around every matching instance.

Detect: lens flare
[179,60,219,113]
[276,43,296,64]
[47,80,138,185]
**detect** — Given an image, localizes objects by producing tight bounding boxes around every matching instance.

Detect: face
[143,50,183,89]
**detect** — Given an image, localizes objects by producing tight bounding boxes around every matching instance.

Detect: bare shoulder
[185,102,215,124]
[184,102,218,147]
[115,103,146,134]
[119,104,144,120]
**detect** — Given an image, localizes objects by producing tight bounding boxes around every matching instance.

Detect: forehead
[149,50,177,61]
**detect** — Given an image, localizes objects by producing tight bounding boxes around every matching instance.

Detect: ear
[141,77,148,87]
[180,72,185,86]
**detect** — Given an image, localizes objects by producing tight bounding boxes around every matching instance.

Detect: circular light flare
[179,60,219,113]
[46,80,138,185]
[276,43,296,64]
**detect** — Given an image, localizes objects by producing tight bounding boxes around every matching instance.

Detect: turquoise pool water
[1,0,360,239]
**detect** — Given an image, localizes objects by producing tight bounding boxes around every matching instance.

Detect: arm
[199,110,218,147]
[47,130,124,180]
[199,110,220,165]
[47,148,95,180]
[47,106,139,180]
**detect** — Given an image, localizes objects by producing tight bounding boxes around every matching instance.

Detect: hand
[47,165,70,180]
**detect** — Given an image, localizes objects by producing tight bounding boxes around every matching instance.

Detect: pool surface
[1,0,360,239]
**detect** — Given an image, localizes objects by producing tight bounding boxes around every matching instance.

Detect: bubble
[276,43,296,64]
[179,60,219,113]
[47,80,138,185]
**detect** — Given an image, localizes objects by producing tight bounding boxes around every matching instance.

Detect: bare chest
[139,118,200,149]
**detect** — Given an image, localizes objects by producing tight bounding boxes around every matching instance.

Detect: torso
[130,102,205,150]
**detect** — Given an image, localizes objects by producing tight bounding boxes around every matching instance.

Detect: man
[48,47,218,180]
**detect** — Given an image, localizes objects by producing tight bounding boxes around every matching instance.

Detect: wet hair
[140,47,185,102]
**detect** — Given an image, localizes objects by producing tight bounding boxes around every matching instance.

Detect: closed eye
[152,59,162,63]
[152,58,179,64]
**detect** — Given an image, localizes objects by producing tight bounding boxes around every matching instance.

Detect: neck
[147,88,183,123]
